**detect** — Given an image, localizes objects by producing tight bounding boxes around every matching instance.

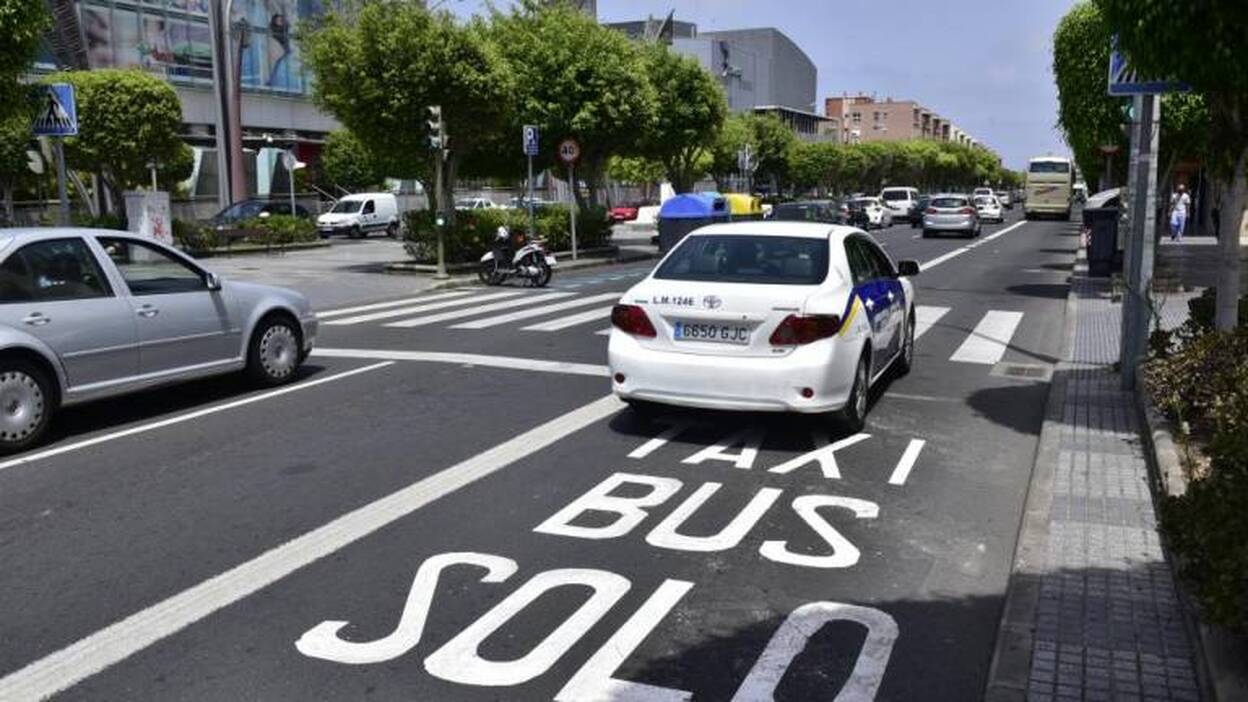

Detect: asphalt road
[0,211,1080,701]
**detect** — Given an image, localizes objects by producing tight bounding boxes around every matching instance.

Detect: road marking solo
[312,348,608,377]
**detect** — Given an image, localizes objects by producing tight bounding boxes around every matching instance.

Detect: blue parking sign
[522,125,539,156]
[33,84,78,137]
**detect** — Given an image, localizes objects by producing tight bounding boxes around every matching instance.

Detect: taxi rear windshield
[656,235,828,285]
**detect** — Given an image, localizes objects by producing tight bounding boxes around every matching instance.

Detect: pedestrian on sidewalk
[1169,183,1191,242]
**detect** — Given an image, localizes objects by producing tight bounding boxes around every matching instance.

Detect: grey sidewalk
[989,265,1203,701]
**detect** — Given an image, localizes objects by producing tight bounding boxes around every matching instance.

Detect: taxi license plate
[673,321,752,345]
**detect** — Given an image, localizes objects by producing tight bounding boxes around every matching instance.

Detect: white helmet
[496,226,510,241]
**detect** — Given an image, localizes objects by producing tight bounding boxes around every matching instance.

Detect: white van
[879,186,920,223]
[317,192,400,239]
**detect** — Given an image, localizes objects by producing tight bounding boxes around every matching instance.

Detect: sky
[448,0,1078,171]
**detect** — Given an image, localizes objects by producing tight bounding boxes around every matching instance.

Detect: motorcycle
[479,226,556,287]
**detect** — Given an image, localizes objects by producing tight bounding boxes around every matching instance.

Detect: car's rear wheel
[247,315,302,387]
[0,361,52,454]
[837,352,870,434]
[386,222,399,238]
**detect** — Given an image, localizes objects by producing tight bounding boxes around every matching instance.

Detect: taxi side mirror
[897,260,920,277]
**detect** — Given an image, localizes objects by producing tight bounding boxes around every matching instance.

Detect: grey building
[696,28,817,114]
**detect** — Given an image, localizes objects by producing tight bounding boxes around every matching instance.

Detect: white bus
[1024,156,1074,220]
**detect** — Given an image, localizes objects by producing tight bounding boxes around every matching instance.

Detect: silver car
[921,194,981,239]
[0,228,317,452]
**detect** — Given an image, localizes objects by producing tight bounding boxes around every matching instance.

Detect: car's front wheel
[897,310,915,376]
[247,315,303,387]
[0,360,53,454]
[837,352,870,433]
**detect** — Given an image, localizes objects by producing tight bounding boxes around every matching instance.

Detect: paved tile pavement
[1025,274,1201,701]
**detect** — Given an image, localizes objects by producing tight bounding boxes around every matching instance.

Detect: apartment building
[825,94,979,149]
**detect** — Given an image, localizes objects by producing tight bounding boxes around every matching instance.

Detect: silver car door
[0,237,139,388]
[95,236,237,376]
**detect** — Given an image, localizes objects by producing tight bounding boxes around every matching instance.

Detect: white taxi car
[609,222,920,430]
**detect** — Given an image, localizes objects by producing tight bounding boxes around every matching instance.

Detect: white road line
[888,439,926,485]
[914,305,951,339]
[452,292,623,330]
[325,291,525,326]
[949,310,1024,365]
[595,328,612,336]
[386,292,576,328]
[0,362,394,474]
[919,220,1026,271]
[312,348,608,377]
[317,291,473,319]
[523,306,615,332]
[0,394,624,702]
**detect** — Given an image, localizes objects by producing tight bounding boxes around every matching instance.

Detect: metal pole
[568,162,578,260]
[434,148,447,280]
[288,153,296,216]
[1120,93,1160,390]
[55,138,70,226]
[526,155,535,238]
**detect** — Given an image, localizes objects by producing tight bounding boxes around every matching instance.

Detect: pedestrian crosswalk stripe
[949,310,1024,365]
[326,291,525,326]
[522,305,615,332]
[452,292,623,330]
[386,291,576,328]
[914,305,951,339]
[318,291,473,319]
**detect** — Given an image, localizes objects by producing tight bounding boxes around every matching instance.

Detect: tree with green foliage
[319,129,388,193]
[1095,0,1248,330]
[48,70,187,211]
[487,1,656,207]
[707,113,751,191]
[788,141,842,195]
[301,1,513,224]
[1052,3,1127,188]
[749,113,799,194]
[636,44,726,192]
[0,112,33,222]
[0,0,48,122]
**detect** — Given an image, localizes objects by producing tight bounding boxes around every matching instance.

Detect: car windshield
[881,191,909,202]
[217,201,264,221]
[330,200,364,213]
[852,198,876,206]
[655,235,829,286]
[974,196,995,205]
[932,197,969,208]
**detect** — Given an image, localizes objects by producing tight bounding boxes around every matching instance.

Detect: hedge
[402,205,611,264]
[1145,326,1248,631]
[173,214,318,253]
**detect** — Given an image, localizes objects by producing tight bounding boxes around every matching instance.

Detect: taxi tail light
[612,304,657,338]
[770,314,842,346]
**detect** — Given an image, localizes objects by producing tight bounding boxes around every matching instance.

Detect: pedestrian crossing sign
[1107,38,1188,96]
[32,84,78,137]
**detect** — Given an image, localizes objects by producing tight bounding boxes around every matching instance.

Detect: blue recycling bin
[657,193,730,252]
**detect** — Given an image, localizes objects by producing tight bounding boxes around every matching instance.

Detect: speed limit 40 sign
[558,138,580,165]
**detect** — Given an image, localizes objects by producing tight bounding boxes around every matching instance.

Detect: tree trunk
[1214,150,1246,329]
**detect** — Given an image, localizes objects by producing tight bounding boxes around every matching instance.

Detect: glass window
[656,235,829,286]
[862,239,896,278]
[362,200,375,215]
[330,200,363,214]
[98,238,207,295]
[0,239,112,303]
[931,197,969,208]
[844,238,876,285]
[1029,160,1071,174]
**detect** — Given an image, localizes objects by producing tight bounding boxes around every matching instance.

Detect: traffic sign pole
[568,163,578,260]
[54,139,69,226]
[1119,93,1160,390]
[523,126,539,240]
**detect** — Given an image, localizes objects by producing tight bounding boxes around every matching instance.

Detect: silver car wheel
[259,324,299,380]
[854,358,868,419]
[0,371,45,443]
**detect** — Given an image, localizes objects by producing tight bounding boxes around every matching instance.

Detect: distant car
[973,187,995,200]
[317,192,401,239]
[770,199,847,224]
[849,197,893,230]
[609,222,921,431]
[209,199,310,228]
[610,203,642,222]
[879,187,921,223]
[0,228,317,452]
[995,190,1013,209]
[910,195,932,229]
[922,194,981,238]
[974,195,1005,223]
[509,197,556,210]
[455,197,499,211]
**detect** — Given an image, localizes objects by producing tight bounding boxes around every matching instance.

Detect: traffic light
[427,105,444,149]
